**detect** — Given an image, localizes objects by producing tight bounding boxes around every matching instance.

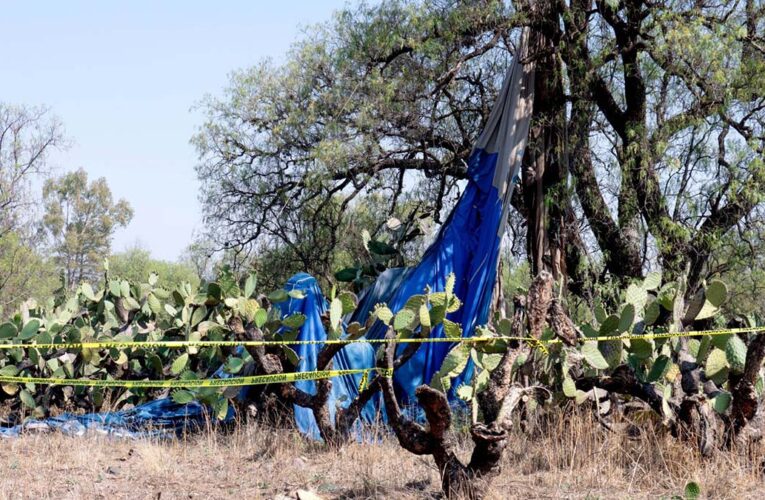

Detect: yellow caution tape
[0,326,759,389]
[0,367,393,389]
[0,325,759,351]
[357,370,369,392]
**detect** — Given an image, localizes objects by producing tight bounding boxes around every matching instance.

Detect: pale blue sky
[0,0,348,261]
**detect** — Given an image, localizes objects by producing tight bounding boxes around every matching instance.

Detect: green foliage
[0,232,58,317]
[0,264,313,419]
[107,246,201,291]
[42,168,133,287]
[554,274,750,422]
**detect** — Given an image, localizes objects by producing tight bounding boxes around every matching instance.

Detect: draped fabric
[286,31,535,437]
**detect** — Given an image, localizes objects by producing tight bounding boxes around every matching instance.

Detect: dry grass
[1,409,764,499]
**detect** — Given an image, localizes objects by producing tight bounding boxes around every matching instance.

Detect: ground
[1,412,764,499]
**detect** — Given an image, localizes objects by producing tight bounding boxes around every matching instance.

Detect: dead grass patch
[0,409,763,499]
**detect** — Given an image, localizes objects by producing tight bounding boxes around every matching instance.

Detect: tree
[108,245,201,291]
[0,104,65,238]
[42,169,133,288]
[193,0,514,276]
[0,104,65,303]
[195,0,765,301]
[0,233,57,317]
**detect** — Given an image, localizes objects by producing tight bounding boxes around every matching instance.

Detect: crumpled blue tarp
[0,398,219,439]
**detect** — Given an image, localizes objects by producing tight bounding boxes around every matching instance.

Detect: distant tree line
[0,104,201,315]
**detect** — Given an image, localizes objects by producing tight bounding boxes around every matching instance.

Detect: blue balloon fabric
[0,398,222,439]
[283,30,536,436]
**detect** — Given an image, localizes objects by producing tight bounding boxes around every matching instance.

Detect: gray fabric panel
[473,28,535,236]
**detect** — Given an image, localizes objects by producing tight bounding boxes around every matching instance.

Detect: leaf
[600,339,623,368]
[225,357,244,374]
[575,390,589,405]
[367,239,398,256]
[725,335,747,375]
[206,282,222,302]
[456,384,473,401]
[393,309,415,331]
[694,300,720,321]
[480,353,502,371]
[147,293,162,315]
[646,355,671,383]
[148,272,159,286]
[711,333,732,350]
[445,273,456,297]
[242,298,260,322]
[337,292,357,315]
[20,389,36,409]
[0,322,18,339]
[594,303,607,324]
[0,365,19,376]
[628,338,654,360]
[267,290,289,303]
[2,384,18,395]
[445,295,462,313]
[214,397,229,420]
[120,280,131,298]
[171,353,189,375]
[281,313,306,330]
[374,305,394,325]
[582,342,609,370]
[496,318,512,336]
[599,314,620,335]
[19,319,41,340]
[643,271,662,291]
[125,297,141,311]
[562,376,577,398]
[164,303,177,317]
[334,268,359,282]
[147,354,163,376]
[664,363,681,383]
[442,319,462,339]
[711,391,732,414]
[706,280,727,306]
[625,284,648,310]
[644,301,661,325]
[419,304,431,329]
[80,283,96,301]
[112,350,128,365]
[435,345,470,381]
[190,305,207,327]
[244,273,258,298]
[254,309,268,328]
[171,389,196,405]
[282,346,300,366]
[618,304,635,333]
[705,348,729,385]
[330,297,343,333]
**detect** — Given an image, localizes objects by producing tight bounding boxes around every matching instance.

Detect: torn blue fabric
[0,398,225,439]
[284,30,536,435]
